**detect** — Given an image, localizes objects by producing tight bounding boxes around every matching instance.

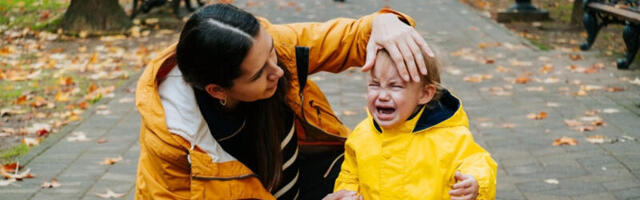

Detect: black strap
[295,46,310,95]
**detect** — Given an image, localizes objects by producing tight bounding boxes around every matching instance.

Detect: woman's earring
[219,97,227,106]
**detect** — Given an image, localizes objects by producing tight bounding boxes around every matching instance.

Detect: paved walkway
[2,0,640,199]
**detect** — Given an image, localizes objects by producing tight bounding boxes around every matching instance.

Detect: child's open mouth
[375,105,396,120]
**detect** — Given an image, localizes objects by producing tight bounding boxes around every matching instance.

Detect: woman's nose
[267,64,283,81]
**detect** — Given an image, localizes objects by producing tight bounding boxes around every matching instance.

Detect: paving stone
[613,187,640,200]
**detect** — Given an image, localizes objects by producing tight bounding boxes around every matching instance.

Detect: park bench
[580,0,640,69]
[131,0,204,18]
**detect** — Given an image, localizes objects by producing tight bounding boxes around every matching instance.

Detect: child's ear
[418,84,437,105]
[204,83,228,101]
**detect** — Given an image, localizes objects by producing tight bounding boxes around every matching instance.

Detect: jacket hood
[372,89,469,133]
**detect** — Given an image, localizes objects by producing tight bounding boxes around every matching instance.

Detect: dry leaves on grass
[553,136,578,146]
[100,156,123,165]
[22,137,41,147]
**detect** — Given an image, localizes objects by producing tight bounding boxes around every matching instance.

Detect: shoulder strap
[295,46,310,95]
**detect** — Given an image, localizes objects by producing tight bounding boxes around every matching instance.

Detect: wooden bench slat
[588,2,640,23]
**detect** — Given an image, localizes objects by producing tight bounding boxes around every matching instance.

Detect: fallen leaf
[95,189,125,198]
[342,110,357,116]
[527,112,547,120]
[605,87,624,92]
[586,135,608,144]
[539,64,554,74]
[96,138,108,144]
[553,136,578,146]
[575,125,597,132]
[525,86,544,92]
[100,156,123,165]
[55,90,70,102]
[41,178,61,188]
[118,97,133,103]
[602,108,619,114]
[67,131,90,142]
[2,162,23,174]
[22,137,40,147]
[515,76,530,84]
[591,119,606,127]
[564,119,583,127]
[629,77,640,85]
[584,110,598,116]
[546,102,560,107]
[495,65,510,73]
[544,179,559,184]
[501,123,517,128]
[568,54,583,61]
[0,178,16,186]
[0,168,35,180]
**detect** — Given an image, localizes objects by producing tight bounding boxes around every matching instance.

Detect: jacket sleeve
[454,130,498,200]
[334,137,360,192]
[265,8,415,74]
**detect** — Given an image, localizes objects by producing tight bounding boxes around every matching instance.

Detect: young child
[325,50,497,200]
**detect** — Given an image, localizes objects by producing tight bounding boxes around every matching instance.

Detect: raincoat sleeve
[334,136,360,192]
[265,8,414,74]
[454,130,498,200]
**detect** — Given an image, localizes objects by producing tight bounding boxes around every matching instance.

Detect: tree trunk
[60,0,132,35]
[571,0,584,25]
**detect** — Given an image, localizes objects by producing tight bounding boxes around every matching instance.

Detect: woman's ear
[204,84,227,101]
[418,84,437,105]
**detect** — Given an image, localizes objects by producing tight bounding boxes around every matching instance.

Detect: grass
[0,144,29,164]
[0,0,69,30]
[529,39,550,51]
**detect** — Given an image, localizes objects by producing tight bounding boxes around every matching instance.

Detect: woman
[135,3,431,200]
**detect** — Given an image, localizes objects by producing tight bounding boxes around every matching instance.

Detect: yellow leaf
[553,136,578,146]
[55,90,70,102]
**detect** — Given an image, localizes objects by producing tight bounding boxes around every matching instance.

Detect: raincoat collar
[372,89,466,134]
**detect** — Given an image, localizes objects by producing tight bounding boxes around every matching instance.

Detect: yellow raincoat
[334,90,497,200]
[135,9,414,200]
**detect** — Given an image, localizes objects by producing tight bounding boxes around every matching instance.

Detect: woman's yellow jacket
[134,9,414,200]
[335,90,498,200]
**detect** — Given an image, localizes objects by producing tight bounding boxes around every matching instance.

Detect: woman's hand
[322,190,363,200]
[362,13,434,82]
[449,171,479,200]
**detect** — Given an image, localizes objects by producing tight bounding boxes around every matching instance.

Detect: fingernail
[404,75,410,80]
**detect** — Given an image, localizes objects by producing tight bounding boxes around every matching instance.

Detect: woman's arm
[263,8,431,79]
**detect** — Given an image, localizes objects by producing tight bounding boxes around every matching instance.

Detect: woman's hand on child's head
[363,13,434,82]
[449,171,479,200]
[322,190,362,200]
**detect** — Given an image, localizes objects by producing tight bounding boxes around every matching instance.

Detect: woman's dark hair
[176,3,288,191]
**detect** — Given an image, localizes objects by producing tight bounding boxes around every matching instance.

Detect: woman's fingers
[406,35,427,76]
[382,42,410,81]
[362,40,379,72]
[411,30,434,59]
[395,39,420,82]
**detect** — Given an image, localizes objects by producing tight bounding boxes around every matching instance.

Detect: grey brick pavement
[3,0,640,199]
